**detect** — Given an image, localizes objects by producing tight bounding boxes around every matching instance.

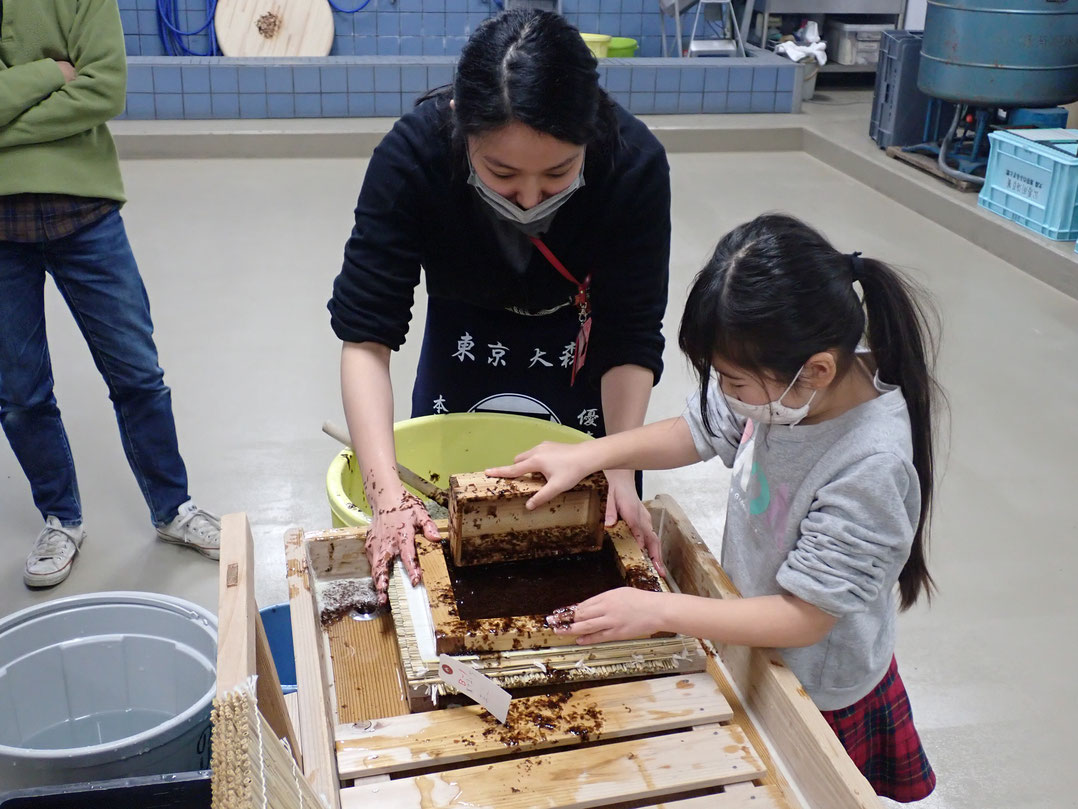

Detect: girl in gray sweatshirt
[489,213,940,801]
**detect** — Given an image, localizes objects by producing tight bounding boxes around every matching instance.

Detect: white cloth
[775,39,828,66]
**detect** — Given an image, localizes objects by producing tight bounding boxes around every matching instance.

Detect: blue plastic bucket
[258,604,297,695]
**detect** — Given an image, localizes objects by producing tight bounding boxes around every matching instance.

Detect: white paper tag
[438,654,511,724]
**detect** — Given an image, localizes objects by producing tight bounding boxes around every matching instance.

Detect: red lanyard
[529,236,592,385]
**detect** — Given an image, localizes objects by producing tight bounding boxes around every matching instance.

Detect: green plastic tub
[326,413,592,531]
[607,37,639,58]
[580,33,612,58]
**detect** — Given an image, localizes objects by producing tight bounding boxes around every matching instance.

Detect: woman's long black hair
[679,213,942,611]
[418,9,619,157]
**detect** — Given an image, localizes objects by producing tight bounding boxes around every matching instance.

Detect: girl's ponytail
[857,257,942,610]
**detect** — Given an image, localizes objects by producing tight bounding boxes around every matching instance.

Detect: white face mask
[722,366,817,426]
[467,153,585,227]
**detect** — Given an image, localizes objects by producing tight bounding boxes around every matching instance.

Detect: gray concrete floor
[2,97,1076,806]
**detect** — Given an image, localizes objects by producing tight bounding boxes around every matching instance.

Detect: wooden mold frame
[276,496,883,809]
[423,518,672,655]
[299,519,706,715]
[448,471,607,565]
[387,542,706,710]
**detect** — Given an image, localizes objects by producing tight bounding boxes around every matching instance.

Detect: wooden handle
[322,421,449,507]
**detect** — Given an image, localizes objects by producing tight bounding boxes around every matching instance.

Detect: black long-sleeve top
[329,96,671,385]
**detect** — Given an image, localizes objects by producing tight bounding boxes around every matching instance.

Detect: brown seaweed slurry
[621,563,663,592]
[477,691,605,747]
[455,524,604,566]
[448,540,625,621]
[318,577,381,627]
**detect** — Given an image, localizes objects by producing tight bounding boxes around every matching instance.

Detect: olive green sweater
[0,0,127,202]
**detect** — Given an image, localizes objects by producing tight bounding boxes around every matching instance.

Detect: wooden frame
[422,519,669,655]
[214,513,329,809]
[651,494,882,809]
[217,496,882,809]
[448,471,607,565]
[284,525,344,809]
[217,513,301,764]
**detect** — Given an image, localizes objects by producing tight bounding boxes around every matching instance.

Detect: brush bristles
[211,684,326,809]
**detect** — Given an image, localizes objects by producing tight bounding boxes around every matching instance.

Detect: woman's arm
[331,110,442,602]
[600,363,653,438]
[600,363,664,571]
[341,342,404,511]
[341,341,440,603]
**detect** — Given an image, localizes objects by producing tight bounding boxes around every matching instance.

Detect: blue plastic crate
[979,129,1078,241]
[0,771,210,808]
[869,31,954,149]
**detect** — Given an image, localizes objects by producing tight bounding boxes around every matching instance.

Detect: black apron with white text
[411,296,607,437]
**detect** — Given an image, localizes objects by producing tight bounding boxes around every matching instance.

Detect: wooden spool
[215,0,335,58]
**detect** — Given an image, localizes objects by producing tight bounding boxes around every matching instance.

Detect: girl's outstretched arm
[486,416,702,510]
[555,588,837,648]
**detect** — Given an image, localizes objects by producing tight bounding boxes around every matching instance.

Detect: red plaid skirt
[820,656,936,802]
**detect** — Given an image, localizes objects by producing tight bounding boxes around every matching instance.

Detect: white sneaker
[24,517,86,588]
[156,501,221,560]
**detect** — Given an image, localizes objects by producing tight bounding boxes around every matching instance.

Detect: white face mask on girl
[722,366,817,426]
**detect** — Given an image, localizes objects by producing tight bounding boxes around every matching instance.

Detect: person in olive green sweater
[0,0,221,588]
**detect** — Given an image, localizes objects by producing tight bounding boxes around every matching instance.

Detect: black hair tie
[849,251,864,282]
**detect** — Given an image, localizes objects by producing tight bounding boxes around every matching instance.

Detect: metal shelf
[820,62,878,73]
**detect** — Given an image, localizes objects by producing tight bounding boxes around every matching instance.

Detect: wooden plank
[217,513,256,698]
[218,513,302,768]
[303,520,449,580]
[885,145,979,192]
[255,611,303,769]
[449,471,607,565]
[336,671,732,779]
[339,726,766,809]
[284,690,301,735]
[651,494,882,809]
[325,609,410,723]
[610,521,671,597]
[638,784,786,808]
[285,527,343,809]
[421,521,668,655]
[306,534,369,580]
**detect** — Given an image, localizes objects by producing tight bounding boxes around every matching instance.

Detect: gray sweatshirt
[682,375,919,710]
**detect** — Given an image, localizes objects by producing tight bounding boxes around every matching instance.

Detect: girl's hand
[486,441,595,509]
[603,469,666,577]
[365,491,441,604]
[549,587,667,645]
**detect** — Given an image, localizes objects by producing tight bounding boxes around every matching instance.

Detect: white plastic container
[824,19,894,66]
[0,592,217,789]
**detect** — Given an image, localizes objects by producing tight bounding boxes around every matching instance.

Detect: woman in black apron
[329,9,671,601]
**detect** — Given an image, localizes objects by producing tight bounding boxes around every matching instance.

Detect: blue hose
[156,0,219,56]
[328,0,374,11]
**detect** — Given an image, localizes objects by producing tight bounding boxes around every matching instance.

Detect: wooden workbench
[216,495,882,809]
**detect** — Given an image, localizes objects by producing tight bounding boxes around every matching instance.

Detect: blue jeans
[0,209,189,526]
